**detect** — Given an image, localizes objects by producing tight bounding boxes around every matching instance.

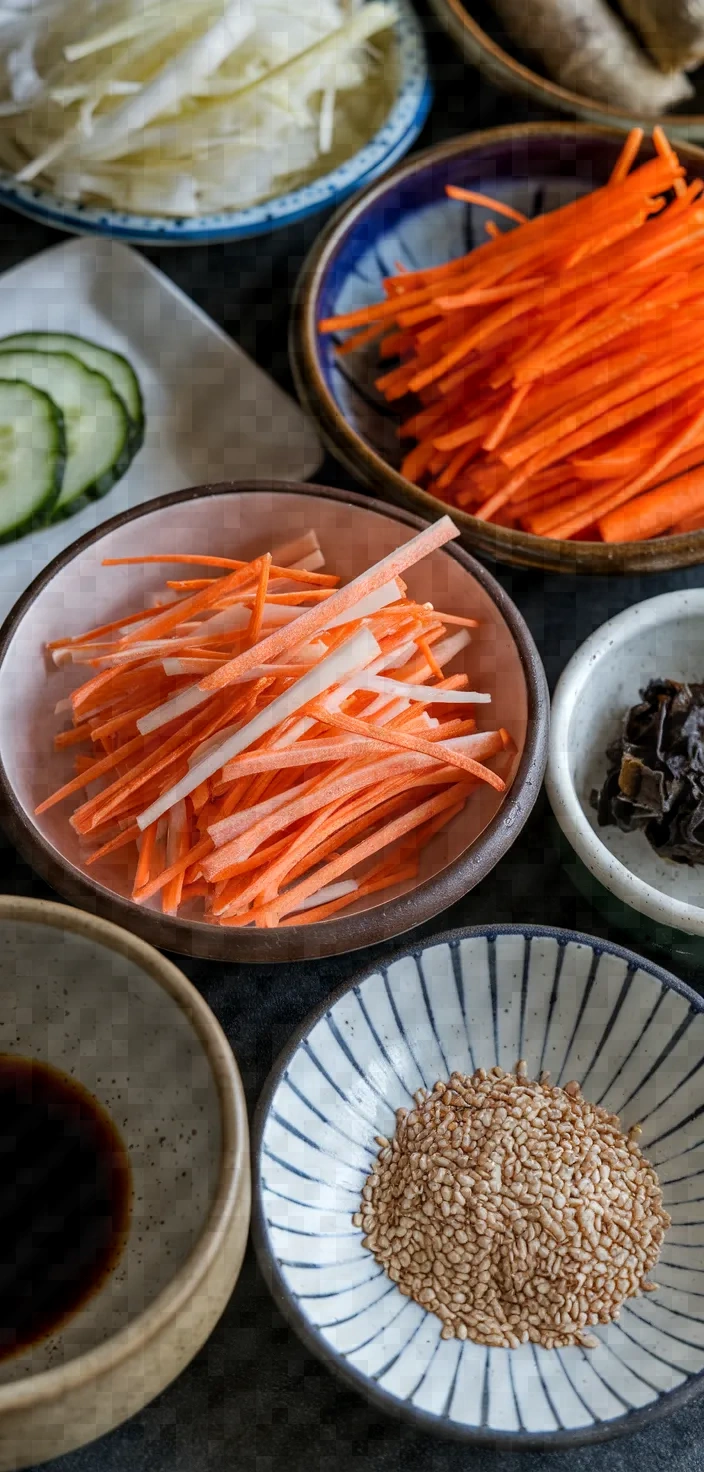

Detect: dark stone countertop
[3,5,704,1469]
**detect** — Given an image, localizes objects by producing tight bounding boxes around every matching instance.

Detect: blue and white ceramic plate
[0,1,430,246]
[253,925,704,1446]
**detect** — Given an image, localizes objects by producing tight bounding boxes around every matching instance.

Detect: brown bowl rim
[0,893,249,1412]
[427,0,704,139]
[290,122,704,576]
[0,480,549,964]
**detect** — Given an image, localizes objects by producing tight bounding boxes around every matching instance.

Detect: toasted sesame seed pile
[354,1062,670,1349]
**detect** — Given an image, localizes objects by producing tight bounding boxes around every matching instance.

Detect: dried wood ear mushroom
[593,678,704,864]
[354,1062,669,1349]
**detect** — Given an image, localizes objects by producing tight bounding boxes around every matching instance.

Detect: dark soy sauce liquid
[0,1056,131,1361]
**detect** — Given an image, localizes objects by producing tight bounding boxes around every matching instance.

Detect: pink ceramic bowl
[0,482,548,963]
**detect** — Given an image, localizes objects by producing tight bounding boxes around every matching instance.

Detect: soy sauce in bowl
[0,1056,131,1361]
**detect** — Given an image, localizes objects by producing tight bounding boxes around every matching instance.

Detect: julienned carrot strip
[499,338,704,469]
[220,783,471,927]
[54,721,93,749]
[105,558,338,591]
[279,860,419,926]
[476,371,701,523]
[280,790,418,891]
[104,554,250,569]
[72,686,257,836]
[215,784,410,912]
[90,700,161,743]
[47,604,171,652]
[430,612,479,628]
[204,835,295,897]
[36,730,149,814]
[133,822,157,893]
[84,822,141,865]
[244,763,465,911]
[653,125,679,168]
[307,706,505,792]
[445,187,528,225]
[247,554,271,645]
[539,403,704,540]
[118,562,261,647]
[318,282,449,334]
[69,704,222,831]
[221,738,386,781]
[669,511,704,534]
[203,761,433,883]
[181,881,211,901]
[416,636,443,680]
[562,210,649,271]
[401,439,438,482]
[335,322,387,356]
[191,779,210,813]
[483,384,531,451]
[133,835,213,903]
[599,464,704,543]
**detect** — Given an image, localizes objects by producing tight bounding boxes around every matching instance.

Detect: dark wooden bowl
[291,124,704,576]
[428,0,704,142]
[0,481,549,964]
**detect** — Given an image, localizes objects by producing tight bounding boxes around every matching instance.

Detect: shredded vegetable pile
[321,128,704,544]
[41,520,514,928]
[0,0,396,215]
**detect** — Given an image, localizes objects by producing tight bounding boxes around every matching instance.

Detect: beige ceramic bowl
[0,895,249,1471]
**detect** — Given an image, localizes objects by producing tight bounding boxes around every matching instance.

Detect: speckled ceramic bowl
[0,895,249,1471]
[546,590,704,964]
[253,923,704,1446]
[0,0,430,246]
[291,124,704,576]
[0,481,548,964]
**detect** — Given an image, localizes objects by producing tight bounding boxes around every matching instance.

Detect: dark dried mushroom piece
[591,678,704,865]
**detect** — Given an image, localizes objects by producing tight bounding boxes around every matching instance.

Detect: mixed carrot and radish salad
[320,128,704,544]
[39,518,515,928]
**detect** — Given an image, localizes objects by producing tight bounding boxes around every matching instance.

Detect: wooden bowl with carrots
[291,123,704,575]
[0,482,548,963]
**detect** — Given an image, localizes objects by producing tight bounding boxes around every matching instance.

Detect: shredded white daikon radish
[0,0,397,214]
[137,625,382,828]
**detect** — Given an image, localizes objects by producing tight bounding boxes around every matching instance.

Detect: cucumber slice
[0,351,130,517]
[0,379,65,542]
[0,332,144,451]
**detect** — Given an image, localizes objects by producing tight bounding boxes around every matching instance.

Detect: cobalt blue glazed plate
[0,0,430,246]
[253,924,704,1445]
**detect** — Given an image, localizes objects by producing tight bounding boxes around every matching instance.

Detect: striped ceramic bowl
[252,925,704,1446]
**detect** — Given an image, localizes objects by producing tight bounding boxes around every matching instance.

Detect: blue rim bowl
[0,0,431,246]
[253,923,704,1446]
[290,123,704,575]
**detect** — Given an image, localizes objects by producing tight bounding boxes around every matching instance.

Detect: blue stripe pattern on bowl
[0,0,430,245]
[253,925,704,1445]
